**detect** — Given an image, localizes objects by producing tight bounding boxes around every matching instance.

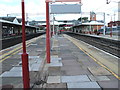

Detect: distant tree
[64,21,67,23]
[78,17,88,22]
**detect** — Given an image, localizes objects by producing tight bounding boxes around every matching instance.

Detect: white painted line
[79,40,119,59]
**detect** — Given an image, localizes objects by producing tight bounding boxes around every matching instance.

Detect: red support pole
[21,0,30,89]
[46,2,51,63]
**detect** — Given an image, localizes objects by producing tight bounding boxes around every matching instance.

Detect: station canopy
[46,0,81,2]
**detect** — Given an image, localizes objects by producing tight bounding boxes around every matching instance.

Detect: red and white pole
[46,2,51,63]
[21,0,30,89]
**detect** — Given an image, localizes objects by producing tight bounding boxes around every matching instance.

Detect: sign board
[50,4,81,14]
[46,0,81,2]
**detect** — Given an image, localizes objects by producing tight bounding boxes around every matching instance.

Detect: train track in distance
[65,32,119,58]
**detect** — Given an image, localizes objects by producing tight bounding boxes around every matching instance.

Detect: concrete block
[43,83,67,88]
[62,75,90,83]
[88,75,110,81]
[0,71,22,77]
[30,63,41,71]
[10,67,22,72]
[67,82,101,89]
[50,62,63,67]
[98,81,118,88]
[47,76,61,83]
[29,56,39,59]
[88,67,111,75]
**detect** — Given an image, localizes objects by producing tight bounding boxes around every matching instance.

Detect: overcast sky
[0,0,119,23]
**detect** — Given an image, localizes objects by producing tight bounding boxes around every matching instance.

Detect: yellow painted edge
[0,43,31,63]
[0,35,43,62]
[0,41,32,59]
[65,35,120,80]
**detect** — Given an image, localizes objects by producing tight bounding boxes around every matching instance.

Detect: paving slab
[67,82,101,89]
[51,57,62,63]
[30,44,38,46]
[29,56,39,59]
[88,67,112,75]
[43,83,67,88]
[107,76,119,81]
[62,56,77,61]
[65,70,91,76]
[61,75,90,83]
[36,49,44,52]
[30,63,41,71]
[60,45,68,47]
[10,67,22,72]
[49,62,63,67]
[52,46,59,48]
[48,67,61,76]
[18,52,29,55]
[60,54,74,58]
[51,55,58,58]
[0,71,22,77]
[51,51,58,55]
[98,81,118,89]
[88,75,110,81]
[1,77,22,86]
[62,60,80,66]
[47,76,61,83]
[61,66,82,71]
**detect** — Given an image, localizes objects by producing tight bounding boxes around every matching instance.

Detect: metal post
[21,0,30,89]
[103,13,106,35]
[110,25,112,37]
[53,14,55,36]
[46,2,51,63]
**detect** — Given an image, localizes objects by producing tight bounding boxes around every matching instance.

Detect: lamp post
[53,14,55,36]
[21,0,30,88]
[103,13,106,35]
[107,14,114,37]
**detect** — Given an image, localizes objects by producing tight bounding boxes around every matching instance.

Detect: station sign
[46,0,81,2]
[50,4,81,14]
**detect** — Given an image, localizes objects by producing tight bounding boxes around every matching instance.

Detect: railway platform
[84,34,119,41]
[0,34,119,89]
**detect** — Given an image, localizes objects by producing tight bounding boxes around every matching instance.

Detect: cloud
[0,0,119,22]
[1,0,14,3]
[0,0,46,18]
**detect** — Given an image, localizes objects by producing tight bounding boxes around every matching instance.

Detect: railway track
[1,32,45,49]
[65,32,119,58]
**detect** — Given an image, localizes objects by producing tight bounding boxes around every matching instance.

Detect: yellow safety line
[0,49,22,63]
[0,35,43,63]
[0,44,31,63]
[65,35,120,80]
[0,41,32,59]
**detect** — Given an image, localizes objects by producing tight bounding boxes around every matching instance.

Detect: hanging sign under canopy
[50,4,81,14]
[46,0,81,2]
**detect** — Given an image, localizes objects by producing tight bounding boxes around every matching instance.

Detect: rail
[65,32,119,58]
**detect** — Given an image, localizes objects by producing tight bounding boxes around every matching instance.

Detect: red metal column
[46,2,51,63]
[21,0,30,89]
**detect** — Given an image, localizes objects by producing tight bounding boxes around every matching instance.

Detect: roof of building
[0,17,16,22]
[82,21,104,25]
[0,19,37,28]
[17,18,22,23]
